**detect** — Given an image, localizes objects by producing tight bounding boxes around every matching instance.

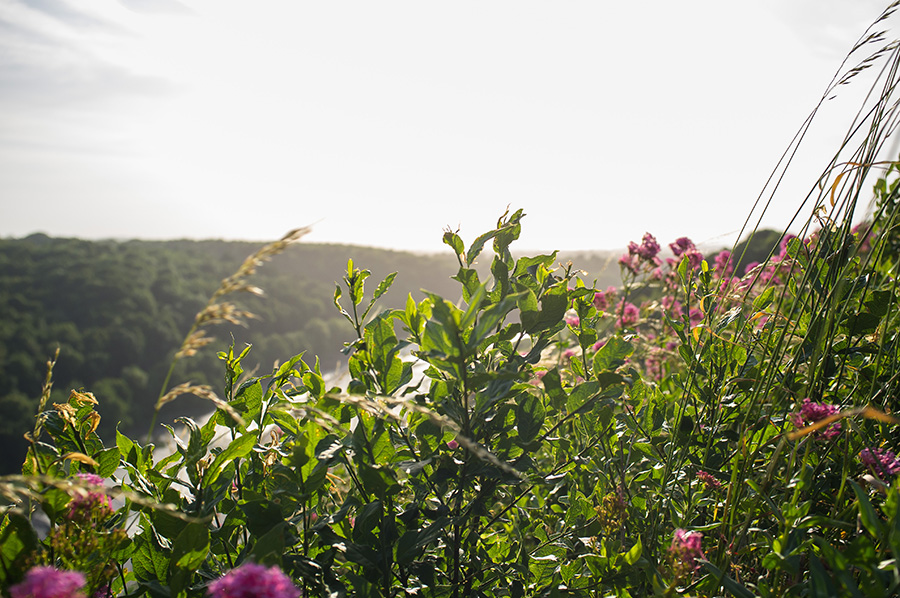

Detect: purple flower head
[779,234,798,258]
[684,249,704,270]
[669,529,704,570]
[618,253,640,276]
[10,567,86,598]
[207,564,299,598]
[713,250,733,276]
[696,470,722,490]
[617,302,640,328]
[688,308,704,326]
[629,233,661,261]
[792,398,841,439]
[592,291,609,312]
[565,314,580,327]
[860,447,900,477]
[669,237,695,257]
[67,474,111,522]
[446,439,459,450]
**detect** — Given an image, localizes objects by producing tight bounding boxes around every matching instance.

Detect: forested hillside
[0,234,628,473]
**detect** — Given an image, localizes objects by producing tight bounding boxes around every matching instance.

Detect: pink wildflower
[792,398,841,439]
[742,261,760,277]
[207,564,299,598]
[669,529,704,571]
[696,471,722,490]
[669,237,694,257]
[688,308,704,326]
[713,250,733,276]
[644,356,662,380]
[661,295,680,315]
[592,291,609,311]
[10,567,86,598]
[860,447,900,477]
[617,302,640,328]
[618,253,640,276]
[778,234,797,258]
[446,440,459,450]
[629,233,661,261]
[565,315,580,327]
[684,249,704,270]
[67,473,111,522]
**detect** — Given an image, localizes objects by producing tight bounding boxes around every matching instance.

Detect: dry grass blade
[787,404,899,440]
[27,347,59,444]
[0,475,213,524]
[156,383,246,429]
[148,227,310,441]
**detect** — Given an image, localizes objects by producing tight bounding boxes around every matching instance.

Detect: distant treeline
[0,230,778,474]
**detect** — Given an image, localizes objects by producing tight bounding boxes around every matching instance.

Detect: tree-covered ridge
[0,235,468,473]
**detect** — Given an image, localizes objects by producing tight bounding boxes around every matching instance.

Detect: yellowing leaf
[63,452,99,467]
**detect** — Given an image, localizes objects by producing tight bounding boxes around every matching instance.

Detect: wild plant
[4,3,900,597]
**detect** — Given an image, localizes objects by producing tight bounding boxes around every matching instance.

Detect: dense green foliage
[0,234,624,475]
[0,236,469,473]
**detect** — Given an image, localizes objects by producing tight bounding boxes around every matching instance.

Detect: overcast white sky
[0,0,896,252]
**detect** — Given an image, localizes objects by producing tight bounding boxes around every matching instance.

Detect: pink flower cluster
[207,564,299,598]
[696,470,722,490]
[592,287,617,312]
[620,233,662,275]
[669,237,703,270]
[669,529,704,570]
[617,302,640,328]
[792,398,841,439]
[67,473,112,522]
[10,567,86,598]
[860,447,900,477]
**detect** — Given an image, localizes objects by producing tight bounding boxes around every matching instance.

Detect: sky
[0,0,897,253]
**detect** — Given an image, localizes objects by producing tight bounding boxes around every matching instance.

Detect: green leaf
[542,368,567,410]
[442,231,465,260]
[372,272,397,302]
[203,433,256,486]
[132,527,169,583]
[851,480,883,537]
[169,522,209,572]
[396,517,451,564]
[593,336,633,372]
[0,511,38,582]
[516,394,545,442]
[623,537,642,565]
[701,560,756,598]
[753,286,774,311]
[94,446,121,478]
[250,522,286,566]
[273,353,308,381]
[236,379,264,415]
[567,380,601,413]
[459,284,487,332]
